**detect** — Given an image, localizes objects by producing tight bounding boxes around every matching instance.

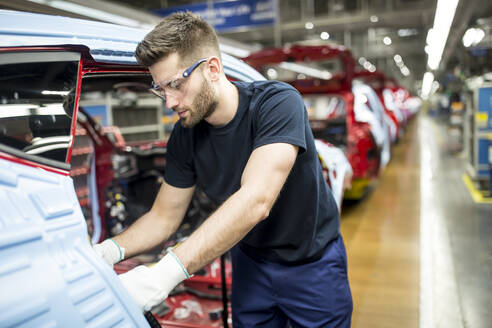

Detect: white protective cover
[314,140,353,211]
[352,82,391,169]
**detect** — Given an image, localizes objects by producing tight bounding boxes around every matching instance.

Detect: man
[94,11,352,327]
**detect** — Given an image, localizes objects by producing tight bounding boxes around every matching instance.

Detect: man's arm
[117,143,298,311]
[111,181,195,258]
[174,142,298,274]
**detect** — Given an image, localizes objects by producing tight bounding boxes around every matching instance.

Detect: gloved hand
[118,249,190,311]
[93,239,125,267]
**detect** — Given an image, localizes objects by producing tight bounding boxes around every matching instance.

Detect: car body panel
[0,158,149,327]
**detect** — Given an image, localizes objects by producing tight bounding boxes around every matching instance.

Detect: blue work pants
[231,236,353,327]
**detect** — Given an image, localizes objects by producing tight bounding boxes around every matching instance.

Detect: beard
[180,79,218,128]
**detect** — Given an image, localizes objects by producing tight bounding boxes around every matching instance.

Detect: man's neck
[205,79,238,127]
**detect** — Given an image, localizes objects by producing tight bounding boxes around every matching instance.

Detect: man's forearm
[173,186,269,274]
[112,210,182,258]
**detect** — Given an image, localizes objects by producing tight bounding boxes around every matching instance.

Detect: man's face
[149,53,218,128]
[186,77,219,128]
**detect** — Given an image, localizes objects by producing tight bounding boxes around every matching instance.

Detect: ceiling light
[462,28,485,47]
[393,54,402,63]
[426,0,459,70]
[401,66,410,76]
[398,28,418,37]
[426,28,436,45]
[370,15,379,23]
[362,59,376,72]
[359,57,367,65]
[424,45,431,54]
[320,32,330,40]
[305,22,314,30]
[41,90,71,96]
[383,37,392,45]
[462,31,473,47]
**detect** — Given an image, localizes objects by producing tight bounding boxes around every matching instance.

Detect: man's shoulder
[236,80,299,97]
[235,80,301,112]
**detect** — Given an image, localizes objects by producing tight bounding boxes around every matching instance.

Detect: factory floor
[340,114,492,328]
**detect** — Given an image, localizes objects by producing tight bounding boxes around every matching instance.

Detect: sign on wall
[153,0,276,32]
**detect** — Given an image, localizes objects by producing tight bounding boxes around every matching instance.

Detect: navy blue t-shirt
[164,80,340,264]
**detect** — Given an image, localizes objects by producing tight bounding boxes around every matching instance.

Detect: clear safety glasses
[149,58,208,103]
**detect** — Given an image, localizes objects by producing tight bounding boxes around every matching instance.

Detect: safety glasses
[150,58,208,103]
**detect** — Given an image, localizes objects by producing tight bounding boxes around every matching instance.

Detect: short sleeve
[163,123,196,188]
[253,89,307,153]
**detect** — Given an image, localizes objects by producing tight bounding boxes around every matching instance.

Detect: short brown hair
[135,11,221,67]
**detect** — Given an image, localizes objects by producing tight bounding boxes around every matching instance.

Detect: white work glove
[93,239,125,267]
[118,249,190,311]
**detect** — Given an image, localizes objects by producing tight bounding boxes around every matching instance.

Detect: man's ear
[207,56,221,82]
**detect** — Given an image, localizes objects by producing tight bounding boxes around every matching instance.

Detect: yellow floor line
[462,174,492,204]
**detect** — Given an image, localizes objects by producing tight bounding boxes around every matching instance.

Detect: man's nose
[165,94,180,109]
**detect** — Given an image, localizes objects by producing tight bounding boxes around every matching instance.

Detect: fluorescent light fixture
[383,37,392,45]
[370,15,379,23]
[462,32,473,47]
[401,66,410,76]
[320,32,330,40]
[394,54,402,63]
[421,71,434,99]
[462,28,485,47]
[426,28,436,45]
[305,22,314,30]
[42,90,71,96]
[398,28,418,37]
[426,0,459,70]
[361,58,376,72]
[362,60,376,73]
[278,62,332,80]
[27,0,152,28]
[0,103,66,118]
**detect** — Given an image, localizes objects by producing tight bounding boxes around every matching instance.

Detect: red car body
[245,45,382,198]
